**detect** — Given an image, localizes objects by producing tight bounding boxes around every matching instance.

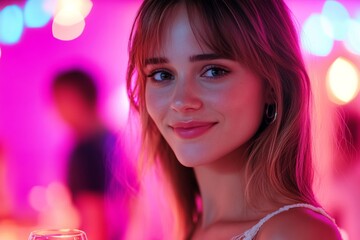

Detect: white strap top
[231,203,336,240]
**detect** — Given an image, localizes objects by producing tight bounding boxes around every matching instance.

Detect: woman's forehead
[143,6,221,58]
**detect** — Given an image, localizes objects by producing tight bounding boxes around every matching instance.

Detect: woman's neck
[193,153,275,229]
[194,165,248,227]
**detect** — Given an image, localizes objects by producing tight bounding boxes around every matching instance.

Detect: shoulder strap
[231,203,336,240]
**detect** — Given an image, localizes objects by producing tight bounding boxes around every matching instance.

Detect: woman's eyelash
[145,65,229,82]
[146,69,161,78]
[146,69,174,82]
[201,65,230,78]
[146,71,156,78]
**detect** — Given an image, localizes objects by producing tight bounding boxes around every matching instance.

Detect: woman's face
[144,5,268,167]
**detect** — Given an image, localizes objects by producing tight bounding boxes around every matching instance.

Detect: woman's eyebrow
[189,53,232,62]
[145,57,168,66]
[144,54,232,66]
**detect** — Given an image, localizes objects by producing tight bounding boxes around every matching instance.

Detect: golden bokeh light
[326,57,360,105]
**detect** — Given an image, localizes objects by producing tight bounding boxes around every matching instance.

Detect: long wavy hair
[127,0,318,237]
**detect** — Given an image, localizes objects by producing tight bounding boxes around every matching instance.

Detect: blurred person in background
[51,68,132,240]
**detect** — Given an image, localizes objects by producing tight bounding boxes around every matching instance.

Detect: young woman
[126,0,342,239]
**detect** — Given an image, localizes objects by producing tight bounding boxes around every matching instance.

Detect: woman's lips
[171,121,217,139]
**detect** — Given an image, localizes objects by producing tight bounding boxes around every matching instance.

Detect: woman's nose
[170,78,203,112]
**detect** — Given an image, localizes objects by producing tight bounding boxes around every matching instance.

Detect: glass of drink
[28,229,88,240]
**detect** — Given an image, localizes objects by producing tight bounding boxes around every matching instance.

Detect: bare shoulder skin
[257,208,342,240]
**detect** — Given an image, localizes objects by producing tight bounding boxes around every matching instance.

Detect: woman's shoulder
[256,206,342,240]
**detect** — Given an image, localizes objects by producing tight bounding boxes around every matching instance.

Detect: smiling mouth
[171,122,217,139]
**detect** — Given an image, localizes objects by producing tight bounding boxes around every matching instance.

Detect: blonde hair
[127,0,318,237]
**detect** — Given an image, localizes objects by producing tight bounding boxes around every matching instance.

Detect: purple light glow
[0,1,140,217]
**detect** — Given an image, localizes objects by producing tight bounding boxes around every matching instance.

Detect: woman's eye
[201,66,229,78]
[147,70,174,82]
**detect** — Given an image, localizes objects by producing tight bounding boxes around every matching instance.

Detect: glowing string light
[322,0,350,41]
[24,0,53,28]
[0,5,24,44]
[301,14,334,56]
[53,7,85,26]
[344,19,360,55]
[43,0,59,16]
[52,15,86,41]
[326,57,360,105]
[55,0,93,19]
[52,0,93,41]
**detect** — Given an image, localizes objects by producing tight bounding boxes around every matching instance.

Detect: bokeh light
[41,182,80,228]
[46,181,71,208]
[0,5,24,44]
[52,18,86,41]
[321,0,350,40]
[107,86,130,128]
[301,14,334,56]
[53,6,84,26]
[24,0,53,28]
[28,182,80,228]
[43,0,59,15]
[344,19,360,55]
[55,0,93,19]
[28,185,48,212]
[326,57,360,105]
[51,0,93,41]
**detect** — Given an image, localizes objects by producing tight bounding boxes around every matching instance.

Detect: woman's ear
[265,84,276,105]
[264,87,278,124]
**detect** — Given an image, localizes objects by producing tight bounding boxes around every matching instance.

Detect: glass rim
[29,228,86,237]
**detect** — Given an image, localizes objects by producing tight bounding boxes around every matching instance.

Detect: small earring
[265,102,277,124]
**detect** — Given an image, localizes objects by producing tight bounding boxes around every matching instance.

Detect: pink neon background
[0,0,359,239]
[0,0,141,215]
